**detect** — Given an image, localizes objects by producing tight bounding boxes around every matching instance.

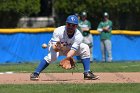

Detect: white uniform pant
[44,43,90,63]
[83,34,93,61]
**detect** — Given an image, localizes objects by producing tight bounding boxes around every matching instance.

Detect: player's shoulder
[108,20,113,24]
[75,29,83,38]
[54,25,65,31]
[74,30,83,42]
[54,26,65,33]
[76,29,82,34]
[99,21,104,25]
[86,19,91,23]
[78,19,82,23]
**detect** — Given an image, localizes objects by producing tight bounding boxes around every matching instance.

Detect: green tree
[0,0,40,28]
[53,0,140,30]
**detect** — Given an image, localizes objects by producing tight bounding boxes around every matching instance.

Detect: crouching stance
[30,15,99,80]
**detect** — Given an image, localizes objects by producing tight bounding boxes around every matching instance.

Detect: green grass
[0,83,140,93]
[0,62,140,72]
[0,62,140,93]
[93,62,140,72]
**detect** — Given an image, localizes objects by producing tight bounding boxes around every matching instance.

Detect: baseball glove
[59,57,75,69]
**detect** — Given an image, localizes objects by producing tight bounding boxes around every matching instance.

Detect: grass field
[0,83,140,93]
[0,62,140,93]
[0,62,140,72]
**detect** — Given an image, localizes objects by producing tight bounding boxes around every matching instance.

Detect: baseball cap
[81,12,87,17]
[66,15,78,25]
[104,12,109,17]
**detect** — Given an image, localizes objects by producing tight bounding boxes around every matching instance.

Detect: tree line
[0,0,140,30]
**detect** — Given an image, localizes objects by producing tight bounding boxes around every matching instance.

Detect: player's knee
[44,55,57,63]
[79,43,90,58]
[80,43,90,50]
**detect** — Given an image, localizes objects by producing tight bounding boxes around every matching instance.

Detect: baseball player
[30,15,99,80]
[97,12,112,62]
[78,12,93,62]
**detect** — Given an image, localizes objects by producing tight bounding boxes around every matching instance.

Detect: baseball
[42,43,47,49]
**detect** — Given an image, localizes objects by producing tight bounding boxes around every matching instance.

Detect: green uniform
[97,20,112,62]
[78,19,92,45]
[97,20,112,40]
[78,19,93,62]
[78,20,91,30]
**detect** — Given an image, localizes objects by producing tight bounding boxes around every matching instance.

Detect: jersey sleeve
[97,22,103,32]
[88,21,91,29]
[50,28,60,44]
[109,21,113,31]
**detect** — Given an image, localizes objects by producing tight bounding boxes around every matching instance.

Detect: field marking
[0,71,14,74]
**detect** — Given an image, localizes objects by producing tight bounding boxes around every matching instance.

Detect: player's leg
[78,43,99,80]
[30,45,59,80]
[89,34,93,62]
[89,46,93,62]
[101,40,106,62]
[30,59,49,80]
[105,39,112,62]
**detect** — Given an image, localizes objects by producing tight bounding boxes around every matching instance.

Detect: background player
[97,12,113,62]
[78,11,93,62]
[30,15,99,80]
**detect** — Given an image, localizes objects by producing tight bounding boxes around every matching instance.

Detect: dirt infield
[0,72,140,84]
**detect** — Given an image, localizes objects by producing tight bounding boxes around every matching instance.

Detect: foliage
[53,0,140,30]
[0,0,140,29]
[0,0,40,28]
[54,0,140,14]
[0,0,40,16]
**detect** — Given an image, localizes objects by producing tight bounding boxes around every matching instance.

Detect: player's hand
[52,42,61,52]
[52,42,66,52]
[103,27,109,31]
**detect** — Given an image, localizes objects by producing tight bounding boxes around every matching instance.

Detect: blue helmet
[66,15,78,25]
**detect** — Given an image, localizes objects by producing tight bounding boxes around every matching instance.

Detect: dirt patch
[0,72,140,84]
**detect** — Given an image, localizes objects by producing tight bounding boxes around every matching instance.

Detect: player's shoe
[84,71,99,80]
[30,72,39,81]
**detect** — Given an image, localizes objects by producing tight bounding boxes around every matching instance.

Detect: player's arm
[103,26,110,31]
[103,21,113,32]
[52,42,62,52]
[66,44,78,58]
[109,21,113,31]
[81,27,89,31]
[88,21,91,30]
[50,29,61,51]
[97,22,103,32]
[81,21,91,31]
[67,33,83,58]
[67,49,76,58]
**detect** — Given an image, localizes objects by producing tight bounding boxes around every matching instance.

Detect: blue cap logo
[66,15,78,25]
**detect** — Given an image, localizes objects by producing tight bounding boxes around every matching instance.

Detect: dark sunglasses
[66,23,77,27]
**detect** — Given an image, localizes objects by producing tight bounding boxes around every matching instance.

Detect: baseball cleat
[84,71,99,80]
[30,72,39,81]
